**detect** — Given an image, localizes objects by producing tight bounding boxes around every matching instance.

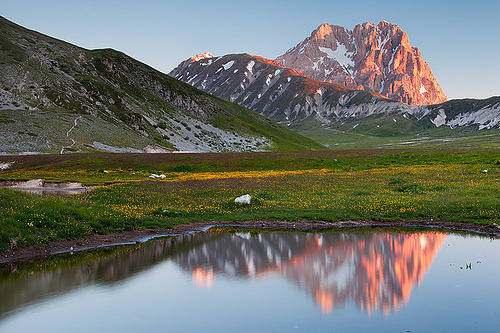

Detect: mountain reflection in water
[0,231,445,320]
[174,231,446,314]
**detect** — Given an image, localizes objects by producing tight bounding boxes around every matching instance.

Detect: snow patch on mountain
[318,44,354,74]
[200,59,213,66]
[431,109,446,127]
[266,74,272,86]
[246,61,255,74]
[222,61,235,70]
[447,103,500,130]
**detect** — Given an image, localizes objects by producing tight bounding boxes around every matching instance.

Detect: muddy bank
[1,219,499,265]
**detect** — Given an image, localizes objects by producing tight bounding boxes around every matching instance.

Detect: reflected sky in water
[0,230,499,332]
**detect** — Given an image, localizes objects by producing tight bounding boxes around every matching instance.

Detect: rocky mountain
[275,21,447,106]
[171,52,500,145]
[170,53,408,125]
[0,16,323,154]
[415,96,500,130]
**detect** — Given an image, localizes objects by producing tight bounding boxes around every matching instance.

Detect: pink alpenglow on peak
[190,52,214,62]
[275,21,447,106]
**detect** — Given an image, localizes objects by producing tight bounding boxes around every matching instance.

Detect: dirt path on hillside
[1,219,499,265]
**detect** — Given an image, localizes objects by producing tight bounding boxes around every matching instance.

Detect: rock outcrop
[275,21,447,106]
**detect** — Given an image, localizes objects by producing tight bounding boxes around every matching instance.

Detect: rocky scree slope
[0,16,323,154]
[275,21,447,106]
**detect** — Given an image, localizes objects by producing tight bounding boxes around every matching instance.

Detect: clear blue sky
[2,0,499,100]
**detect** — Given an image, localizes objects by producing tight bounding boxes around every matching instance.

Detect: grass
[0,149,499,251]
[292,114,500,149]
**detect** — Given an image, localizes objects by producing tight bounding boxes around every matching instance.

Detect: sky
[2,0,499,100]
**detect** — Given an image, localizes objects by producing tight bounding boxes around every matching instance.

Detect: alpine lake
[0,228,499,332]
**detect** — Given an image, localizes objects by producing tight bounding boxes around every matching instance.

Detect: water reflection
[0,230,445,320]
[0,234,215,320]
[173,231,446,314]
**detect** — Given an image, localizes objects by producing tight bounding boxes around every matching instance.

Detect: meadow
[0,149,499,251]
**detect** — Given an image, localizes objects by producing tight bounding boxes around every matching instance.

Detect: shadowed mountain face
[174,231,446,314]
[0,16,323,153]
[275,21,447,106]
[170,53,500,133]
[170,53,406,125]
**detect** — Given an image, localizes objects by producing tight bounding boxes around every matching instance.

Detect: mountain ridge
[170,52,404,125]
[170,52,500,144]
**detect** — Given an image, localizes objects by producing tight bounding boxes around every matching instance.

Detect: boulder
[234,194,251,204]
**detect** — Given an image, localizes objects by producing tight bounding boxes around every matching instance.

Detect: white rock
[149,173,166,179]
[0,162,14,171]
[482,169,488,173]
[234,194,251,204]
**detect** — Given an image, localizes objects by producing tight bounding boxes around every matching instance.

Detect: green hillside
[0,16,324,153]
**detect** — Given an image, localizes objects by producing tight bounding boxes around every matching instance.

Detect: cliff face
[275,21,447,106]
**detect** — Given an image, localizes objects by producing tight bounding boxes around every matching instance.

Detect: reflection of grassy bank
[1,150,499,251]
[0,244,137,280]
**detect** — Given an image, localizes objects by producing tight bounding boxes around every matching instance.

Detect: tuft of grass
[395,184,424,194]
[352,189,372,196]
[388,177,405,185]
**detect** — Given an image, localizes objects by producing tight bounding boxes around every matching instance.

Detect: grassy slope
[0,16,324,153]
[1,150,499,251]
[293,114,500,149]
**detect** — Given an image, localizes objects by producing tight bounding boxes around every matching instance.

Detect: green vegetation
[292,114,500,149]
[1,149,499,251]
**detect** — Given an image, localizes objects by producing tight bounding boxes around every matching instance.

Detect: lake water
[0,230,499,332]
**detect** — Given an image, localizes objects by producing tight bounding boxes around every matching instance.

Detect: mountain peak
[377,20,396,27]
[275,22,446,106]
[313,23,334,39]
[190,52,214,62]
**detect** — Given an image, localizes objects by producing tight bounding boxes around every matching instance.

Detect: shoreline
[1,219,499,265]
